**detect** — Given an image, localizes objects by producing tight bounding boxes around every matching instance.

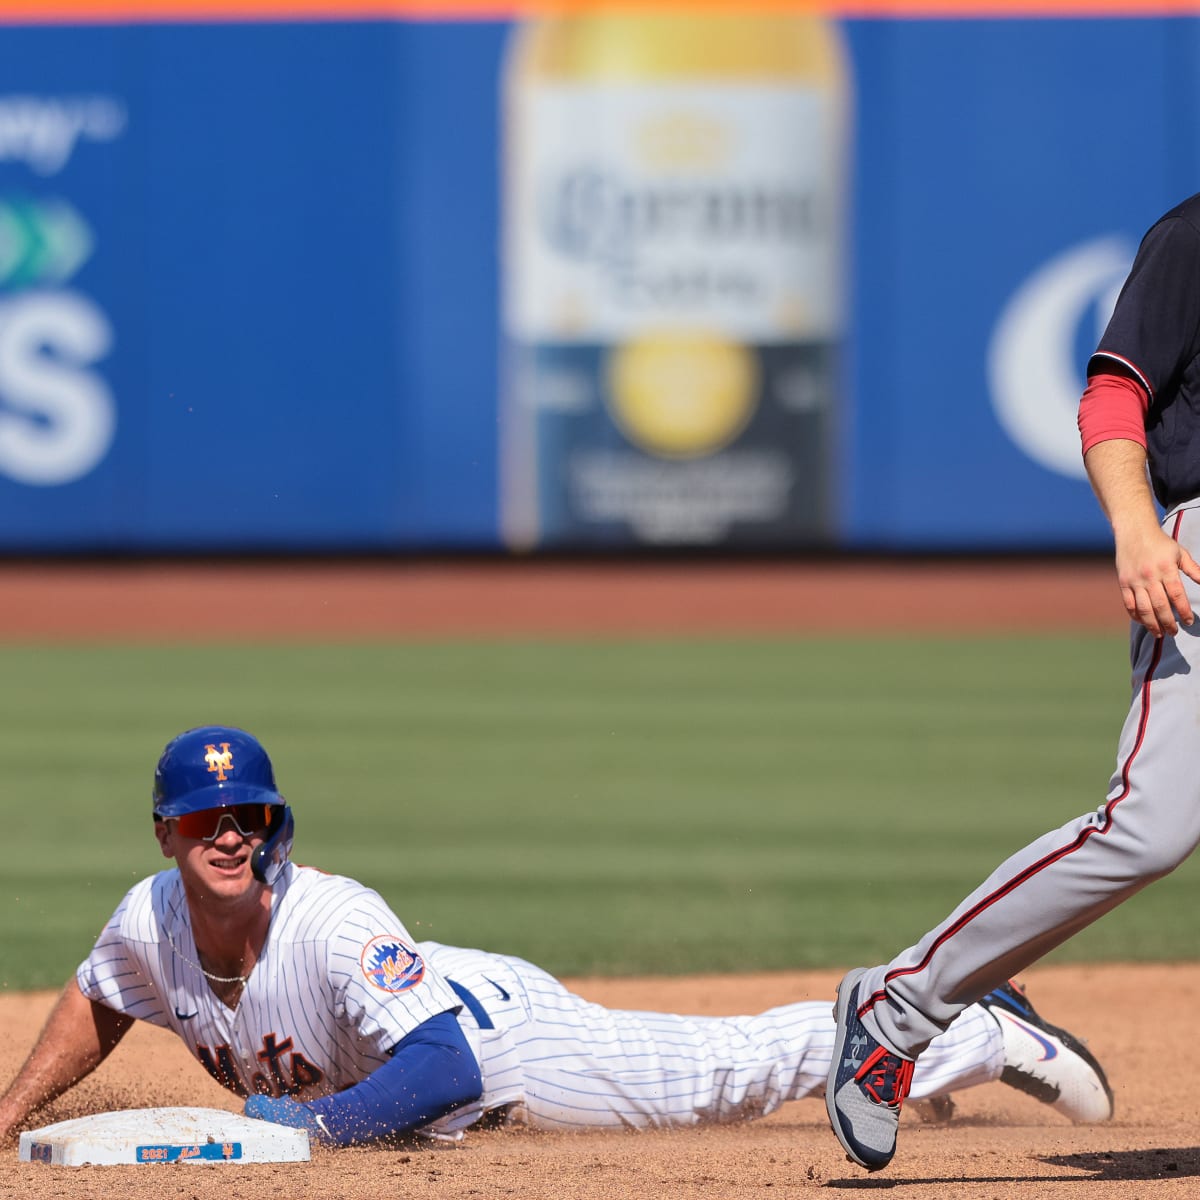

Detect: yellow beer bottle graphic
[501,10,850,548]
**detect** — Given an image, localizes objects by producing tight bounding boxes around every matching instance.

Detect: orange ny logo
[205,743,234,781]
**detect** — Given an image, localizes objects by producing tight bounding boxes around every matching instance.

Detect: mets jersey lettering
[196,1044,246,1097]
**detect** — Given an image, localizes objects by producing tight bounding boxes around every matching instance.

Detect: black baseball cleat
[979,980,1114,1123]
[825,968,915,1172]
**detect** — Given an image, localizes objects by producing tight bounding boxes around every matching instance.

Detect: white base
[19,1105,310,1166]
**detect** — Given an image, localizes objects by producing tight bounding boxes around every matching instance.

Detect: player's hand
[1114,524,1200,636]
[244,1094,333,1144]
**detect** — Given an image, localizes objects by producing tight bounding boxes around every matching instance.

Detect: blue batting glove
[244,1094,333,1144]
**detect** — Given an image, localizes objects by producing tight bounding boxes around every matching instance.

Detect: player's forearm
[0,982,131,1142]
[244,1011,483,1146]
[309,1036,481,1145]
[1083,438,1161,542]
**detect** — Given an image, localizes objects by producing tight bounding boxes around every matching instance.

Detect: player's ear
[154,817,174,859]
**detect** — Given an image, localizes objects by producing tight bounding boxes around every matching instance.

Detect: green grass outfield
[3,634,1194,991]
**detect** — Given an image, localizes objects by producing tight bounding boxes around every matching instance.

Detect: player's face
[155,809,269,901]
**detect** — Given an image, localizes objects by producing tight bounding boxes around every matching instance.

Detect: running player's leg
[859,507,1200,1058]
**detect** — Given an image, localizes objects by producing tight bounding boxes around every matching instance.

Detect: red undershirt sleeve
[1077,370,1150,455]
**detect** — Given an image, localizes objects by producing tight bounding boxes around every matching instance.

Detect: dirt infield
[0,556,1126,639]
[0,965,1191,1199]
[0,557,1183,1199]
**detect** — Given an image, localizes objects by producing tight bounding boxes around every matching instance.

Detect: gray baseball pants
[858,499,1200,1058]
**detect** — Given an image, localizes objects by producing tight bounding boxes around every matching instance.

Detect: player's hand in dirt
[244,1094,334,1144]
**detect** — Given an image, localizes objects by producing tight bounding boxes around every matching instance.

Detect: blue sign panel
[0,21,509,551]
[0,30,137,546]
[843,17,1197,549]
[0,14,1194,552]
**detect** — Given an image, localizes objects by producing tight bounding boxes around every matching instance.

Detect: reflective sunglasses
[169,803,276,841]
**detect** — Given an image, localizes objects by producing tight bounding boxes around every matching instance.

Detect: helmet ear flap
[251,805,294,885]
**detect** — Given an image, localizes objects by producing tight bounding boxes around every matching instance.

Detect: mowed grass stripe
[1,635,1191,989]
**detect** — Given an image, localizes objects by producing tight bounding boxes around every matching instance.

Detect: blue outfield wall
[0,15,1193,552]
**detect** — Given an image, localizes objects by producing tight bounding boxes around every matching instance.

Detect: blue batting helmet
[153,725,294,885]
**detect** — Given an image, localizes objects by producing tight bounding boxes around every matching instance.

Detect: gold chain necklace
[163,923,250,986]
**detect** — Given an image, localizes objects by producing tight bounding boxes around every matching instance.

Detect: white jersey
[76,864,525,1136]
[78,864,1003,1135]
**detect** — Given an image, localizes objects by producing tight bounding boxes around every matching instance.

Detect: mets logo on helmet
[205,743,233,781]
[360,936,425,993]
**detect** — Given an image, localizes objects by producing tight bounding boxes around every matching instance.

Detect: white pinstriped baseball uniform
[77,862,1004,1136]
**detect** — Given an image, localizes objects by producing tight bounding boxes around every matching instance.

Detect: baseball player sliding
[0,727,1112,1147]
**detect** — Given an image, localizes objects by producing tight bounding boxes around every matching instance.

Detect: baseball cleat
[979,980,1114,1123]
[825,968,915,1172]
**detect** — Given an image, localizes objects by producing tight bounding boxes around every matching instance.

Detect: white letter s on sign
[0,291,116,486]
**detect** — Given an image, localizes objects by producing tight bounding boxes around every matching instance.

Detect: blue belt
[447,979,495,1029]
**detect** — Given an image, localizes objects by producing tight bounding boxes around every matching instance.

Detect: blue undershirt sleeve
[309,1010,482,1146]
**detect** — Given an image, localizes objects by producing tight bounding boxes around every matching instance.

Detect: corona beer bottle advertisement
[500,12,850,549]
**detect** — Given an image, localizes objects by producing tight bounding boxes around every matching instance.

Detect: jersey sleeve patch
[360,936,426,994]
